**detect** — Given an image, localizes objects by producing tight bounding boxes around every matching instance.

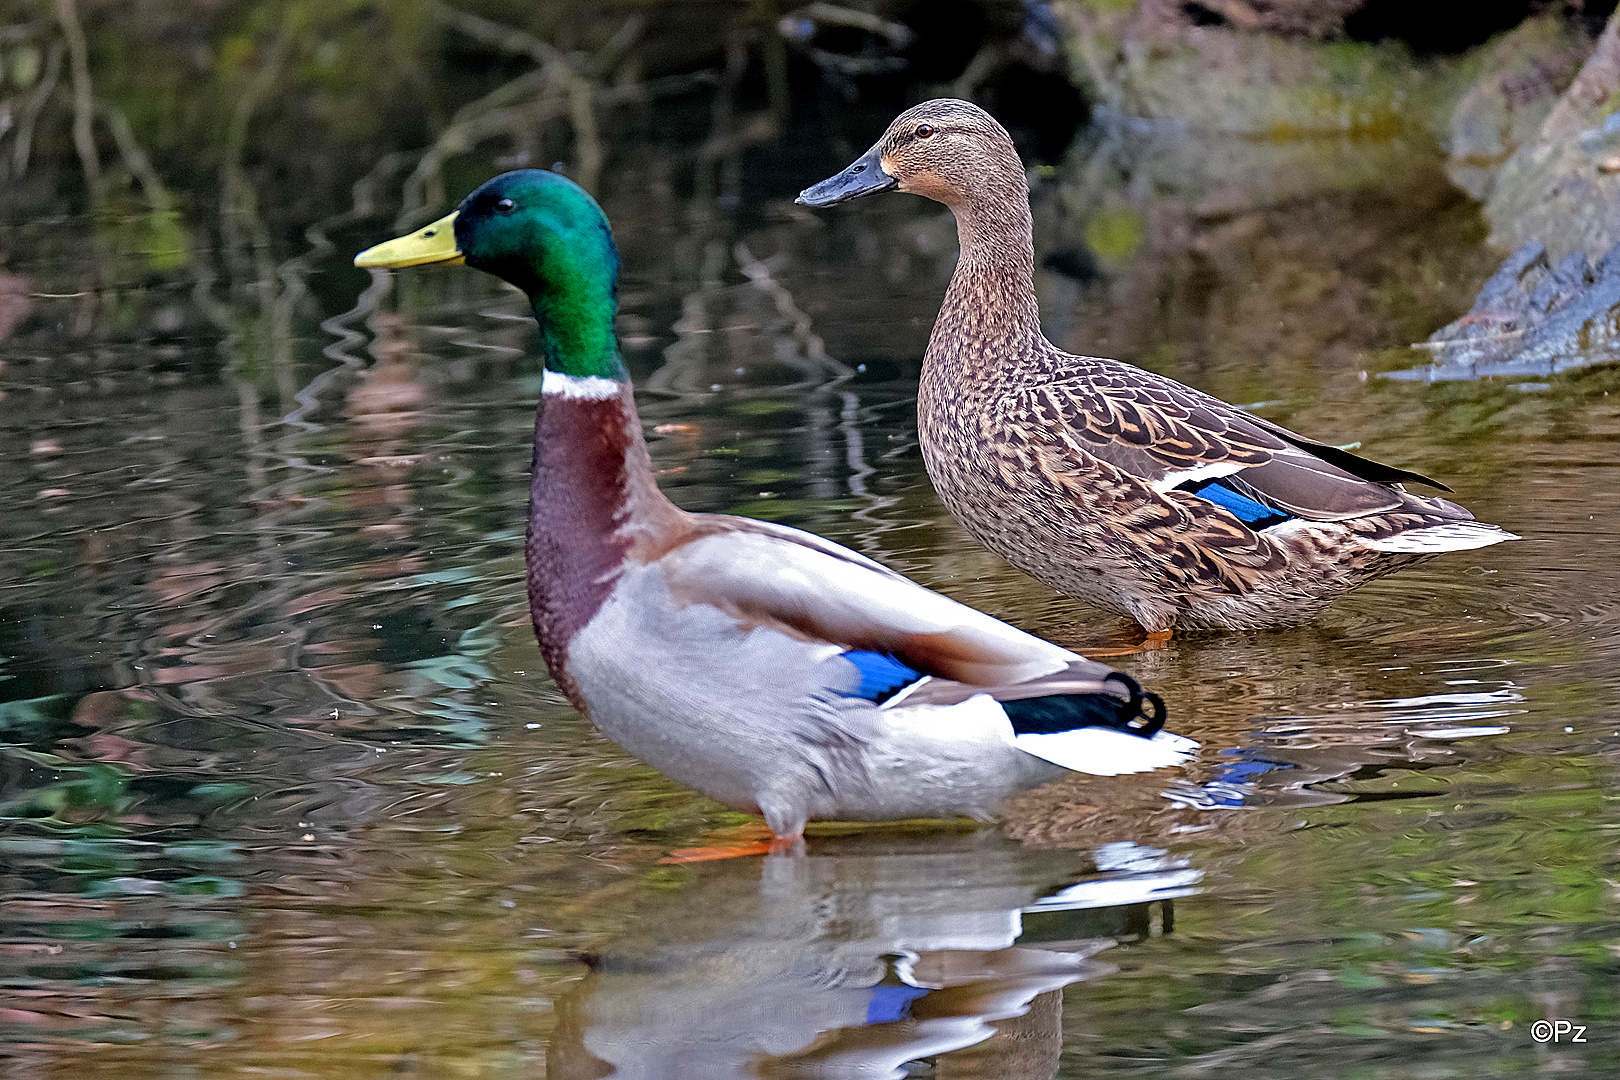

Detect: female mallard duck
[798,99,1517,634]
[354,170,1194,851]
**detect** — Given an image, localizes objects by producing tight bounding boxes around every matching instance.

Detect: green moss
[1084,206,1145,264]
[140,208,191,271]
[8,44,42,88]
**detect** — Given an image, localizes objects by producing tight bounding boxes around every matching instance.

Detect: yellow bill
[354,211,464,268]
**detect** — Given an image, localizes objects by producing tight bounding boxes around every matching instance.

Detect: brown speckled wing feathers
[1021,353,1468,524]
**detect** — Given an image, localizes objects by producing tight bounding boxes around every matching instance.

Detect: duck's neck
[926,173,1043,390]
[523,303,685,704]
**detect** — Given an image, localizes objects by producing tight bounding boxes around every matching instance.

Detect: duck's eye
[915,124,934,139]
[494,198,516,214]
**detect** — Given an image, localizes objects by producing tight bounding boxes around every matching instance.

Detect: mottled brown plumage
[799,99,1517,631]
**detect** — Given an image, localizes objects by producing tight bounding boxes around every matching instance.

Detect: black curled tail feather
[1003,671,1167,739]
[1105,672,1166,736]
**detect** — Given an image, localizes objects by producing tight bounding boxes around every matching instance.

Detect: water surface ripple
[3,155,1619,1079]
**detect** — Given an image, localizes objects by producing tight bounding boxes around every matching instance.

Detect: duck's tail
[1002,676,1197,777]
[1013,724,1200,776]
[1360,520,1520,554]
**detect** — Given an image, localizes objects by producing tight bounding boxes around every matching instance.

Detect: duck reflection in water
[548,833,1200,1079]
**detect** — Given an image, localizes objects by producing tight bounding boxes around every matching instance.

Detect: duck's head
[356,170,622,376]
[796,99,1020,210]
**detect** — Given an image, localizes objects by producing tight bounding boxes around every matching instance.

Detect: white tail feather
[1014,728,1198,777]
[1361,522,1519,553]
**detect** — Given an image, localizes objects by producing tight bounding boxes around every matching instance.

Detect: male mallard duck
[798,100,1518,634]
[354,170,1194,851]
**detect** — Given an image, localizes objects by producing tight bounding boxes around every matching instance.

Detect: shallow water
[3,124,1620,1079]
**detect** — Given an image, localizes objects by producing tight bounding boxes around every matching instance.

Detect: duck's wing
[659,520,1191,774]
[666,516,1102,689]
[1022,356,1474,525]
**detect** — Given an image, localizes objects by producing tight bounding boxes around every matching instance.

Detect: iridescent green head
[356,170,625,380]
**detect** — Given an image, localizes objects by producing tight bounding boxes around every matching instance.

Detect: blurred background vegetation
[0,0,1088,355]
[4,0,1620,386]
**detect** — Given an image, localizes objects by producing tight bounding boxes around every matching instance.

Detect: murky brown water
[4,98,1620,1080]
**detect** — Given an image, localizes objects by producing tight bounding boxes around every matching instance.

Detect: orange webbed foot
[659,840,776,863]
[1076,627,1174,657]
[659,822,803,863]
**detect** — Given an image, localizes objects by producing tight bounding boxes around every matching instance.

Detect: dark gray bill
[795,145,897,207]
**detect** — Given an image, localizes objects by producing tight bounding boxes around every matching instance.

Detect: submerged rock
[1385,240,1620,381]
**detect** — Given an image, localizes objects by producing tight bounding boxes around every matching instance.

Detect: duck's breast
[563,559,867,814]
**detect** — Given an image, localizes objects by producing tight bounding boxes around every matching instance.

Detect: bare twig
[594,15,646,74]
[564,67,602,193]
[1205,0,1262,29]
[951,41,1005,99]
[431,1,566,66]
[429,2,650,195]
[53,0,100,201]
[100,103,178,219]
[394,69,558,227]
[755,0,790,123]
[7,39,64,181]
[733,240,852,379]
[220,29,290,293]
[392,65,712,227]
[781,3,912,47]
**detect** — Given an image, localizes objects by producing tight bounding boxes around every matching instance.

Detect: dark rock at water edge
[1385,240,1620,381]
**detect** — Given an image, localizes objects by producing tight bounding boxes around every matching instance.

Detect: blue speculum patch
[840,652,1145,735]
[839,651,922,703]
[865,983,931,1024]
[1179,477,1292,529]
